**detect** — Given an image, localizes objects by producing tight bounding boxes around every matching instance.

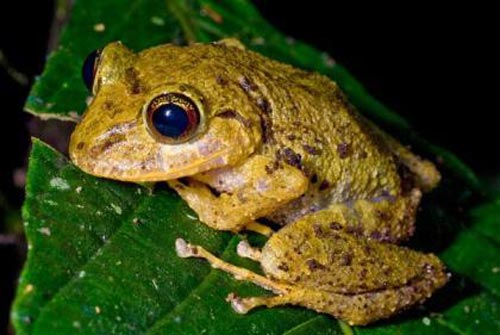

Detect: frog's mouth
[69,135,233,182]
[69,121,258,183]
[71,146,234,183]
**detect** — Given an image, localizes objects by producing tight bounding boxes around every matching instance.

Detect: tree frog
[69,39,448,325]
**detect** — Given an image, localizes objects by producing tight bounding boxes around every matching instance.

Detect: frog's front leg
[175,213,449,326]
[168,154,308,233]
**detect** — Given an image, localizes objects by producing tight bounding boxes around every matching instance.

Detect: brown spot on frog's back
[238,76,257,93]
[319,180,330,191]
[306,259,325,271]
[215,75,228,86]
[337,142,351,159]
[312,224,324,237]
[330,222,342,230]
[310,173,318,183]
[302,144,321,155]
[339,251,353,266]
[276,147,302,170]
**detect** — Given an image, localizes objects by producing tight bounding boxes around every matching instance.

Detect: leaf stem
[166,0,198,43]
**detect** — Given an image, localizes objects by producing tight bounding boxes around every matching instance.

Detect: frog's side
[69,39,447,325]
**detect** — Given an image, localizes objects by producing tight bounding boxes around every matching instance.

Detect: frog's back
[141,42,403,214]
[215,45,402,206]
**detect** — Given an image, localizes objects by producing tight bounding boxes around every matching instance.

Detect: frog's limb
[227,293,292,314]
[261,217,448,296]
[382,134,440,192]
[245,221,274,237]
[227,267,446,326]
[175,238,290,294]
[169,154,309,232]
[361,117,441,191]
[256,219,448,325]
[176,227,448,326]
[298,188,422,243]
[237,240,262,261]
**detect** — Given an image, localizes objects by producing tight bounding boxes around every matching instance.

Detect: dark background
[0,0,497,333]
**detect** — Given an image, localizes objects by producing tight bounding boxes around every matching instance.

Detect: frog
[69,39,448,326]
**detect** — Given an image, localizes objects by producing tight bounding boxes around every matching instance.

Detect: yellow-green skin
[69,39,447,325]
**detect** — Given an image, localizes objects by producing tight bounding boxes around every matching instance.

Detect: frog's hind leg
[175,229,448,326]
[227,293,298,314]
[313,188,422,243]
[175,238,290,294]
[361,116,441,191]
[174,238,303,317]
[256,217,449,325]
[382,132,441,192]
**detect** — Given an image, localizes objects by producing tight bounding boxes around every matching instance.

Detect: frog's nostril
[76,142,85,150]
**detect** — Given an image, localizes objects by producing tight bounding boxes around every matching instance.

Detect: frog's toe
[226,293,252,314]
[175,238,196,258]
[236,240,262,261]
[226,292,303,315]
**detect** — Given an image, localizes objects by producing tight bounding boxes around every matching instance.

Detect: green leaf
[23,142,499,335]
[441,198,500,297]
[13,140,338,334]
[352,291,499,335]
[15,0,499,334]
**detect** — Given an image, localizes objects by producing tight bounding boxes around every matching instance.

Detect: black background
[0,0,497,333]
[254,1,498,176]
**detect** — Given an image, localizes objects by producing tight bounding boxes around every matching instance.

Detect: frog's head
[69,41,262,182]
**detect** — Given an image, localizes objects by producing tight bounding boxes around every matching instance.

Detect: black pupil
[82,49,100,91]
[152,103,190,138]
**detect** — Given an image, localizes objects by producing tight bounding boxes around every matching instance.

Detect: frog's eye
[82,49,102,91]
[145,93,200,143]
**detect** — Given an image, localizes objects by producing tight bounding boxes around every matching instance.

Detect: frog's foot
[226,293,285,314]
[175,236,449,326]
[175,238,290,294]
[170,178,274,236]
[226,266,449,326]
[236,240,262,261]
